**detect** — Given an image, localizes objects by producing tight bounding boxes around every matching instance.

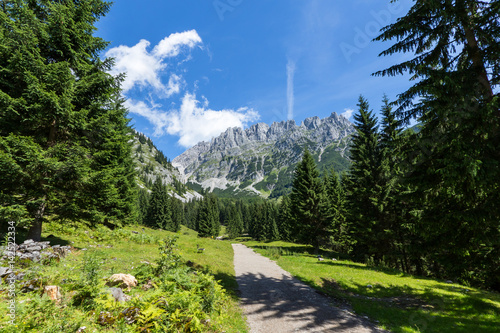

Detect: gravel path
[232,244,386,333]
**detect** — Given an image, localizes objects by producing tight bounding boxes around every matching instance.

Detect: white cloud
[126,93,260,148]
[167,93,260,147]
[286,59,296,120]
[105,30,202,94]
[108,30,260,148]
[153,30,202,58]
[341,108,354,120]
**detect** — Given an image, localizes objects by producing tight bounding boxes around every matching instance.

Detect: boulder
[105,274,138,291]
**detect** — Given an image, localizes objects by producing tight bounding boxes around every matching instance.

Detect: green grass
[242,240,500,333]
[0,223,248,333]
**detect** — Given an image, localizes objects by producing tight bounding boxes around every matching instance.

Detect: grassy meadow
[242,240,500,333]
[0,223,247,333]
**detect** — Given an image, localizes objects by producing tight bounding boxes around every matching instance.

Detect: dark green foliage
[137,188,150,225]
[226,204,244,239]
[172,177,187,195]
[0,0,137,240]
[324,169,350,252]
[375,0,500,289]
[269,168,294,198]
[277,195,294,242]
[183,198,200,230]
[316,145,352,175]
[169,196,183,232]
[290,149,328,252]
[197,194,219,238]
[144,176,172,230]
[154,149,172,171]
[258,201,280,241]
[344,96,384,261]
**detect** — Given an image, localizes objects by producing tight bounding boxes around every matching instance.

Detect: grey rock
[107,287,130,303]
[0,267,13,277]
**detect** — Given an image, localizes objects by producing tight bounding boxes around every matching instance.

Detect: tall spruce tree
[290,149,327,253]
[344,96,383,262]
[377,96,408,269]
[375,0,500,288]
[0,0,137,240]
[197,194,219,238]
[145,177,171,229]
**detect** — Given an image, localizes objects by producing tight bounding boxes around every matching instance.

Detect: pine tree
[377,96,409,269]
[169,196,183,232]
[227,205,243,239]
[344,96,383,262]
[290,149,327,253]
[324,169,349,252]
[197,194,219,238]
[375,0,500,289]
[277,195,294,242]
[145,177,171,229]
[0,0,137,240]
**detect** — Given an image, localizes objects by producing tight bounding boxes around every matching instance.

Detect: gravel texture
[232,244,387,333]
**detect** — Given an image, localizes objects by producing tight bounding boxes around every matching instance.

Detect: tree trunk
[27,199,46,241]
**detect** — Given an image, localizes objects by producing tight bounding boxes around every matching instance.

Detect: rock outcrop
[0,239,72,263]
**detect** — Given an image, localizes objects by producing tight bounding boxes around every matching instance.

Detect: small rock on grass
[105,273,138,291]
[107,287,131,303]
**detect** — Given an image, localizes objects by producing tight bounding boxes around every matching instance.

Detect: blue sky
[96,0,414,159]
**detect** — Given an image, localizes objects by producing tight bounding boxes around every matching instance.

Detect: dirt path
[232,243,386,333]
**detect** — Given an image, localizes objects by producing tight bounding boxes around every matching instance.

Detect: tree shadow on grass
[317,260,409,277]
[310,275,500,333]
[235,271,384,332]
[41,234,71,246]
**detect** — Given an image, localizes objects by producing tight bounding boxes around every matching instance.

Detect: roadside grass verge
[242,240,500,333]
[0,223,247,333]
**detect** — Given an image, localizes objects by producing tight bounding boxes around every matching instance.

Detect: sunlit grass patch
[0,223,248,333]
[243,241,500,333]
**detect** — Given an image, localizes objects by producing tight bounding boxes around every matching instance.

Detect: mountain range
[171,112,355,198]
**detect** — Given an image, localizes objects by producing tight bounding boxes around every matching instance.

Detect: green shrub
[155,236,181,275]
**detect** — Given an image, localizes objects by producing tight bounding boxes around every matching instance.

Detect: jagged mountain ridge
[172,112,355,198]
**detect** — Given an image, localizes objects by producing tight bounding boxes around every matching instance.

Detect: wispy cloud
[341,108,354,120]
[286,59,296,120]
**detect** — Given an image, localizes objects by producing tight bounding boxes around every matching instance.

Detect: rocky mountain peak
[172,112,355,197]
[302,116,322,130]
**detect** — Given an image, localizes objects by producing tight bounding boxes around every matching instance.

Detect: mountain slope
[173,113,355,198]
[130,131,202,202]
